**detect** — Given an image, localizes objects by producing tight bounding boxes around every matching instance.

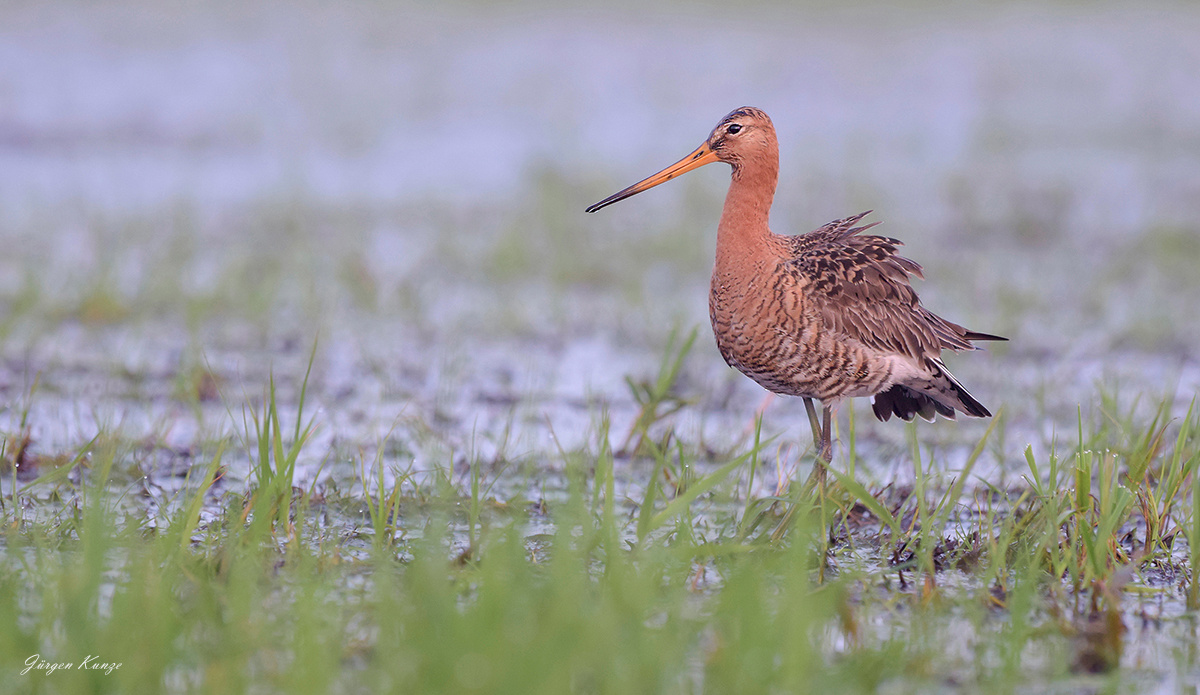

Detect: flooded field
[2,2,1200,692]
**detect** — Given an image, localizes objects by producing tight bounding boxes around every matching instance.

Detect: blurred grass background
[2,2,1198,454]
[1,3,1200,691]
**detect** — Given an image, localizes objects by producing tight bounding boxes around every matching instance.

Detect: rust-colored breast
[706,212,970,402]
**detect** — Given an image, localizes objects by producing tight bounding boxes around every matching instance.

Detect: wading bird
[586,107,1003,477]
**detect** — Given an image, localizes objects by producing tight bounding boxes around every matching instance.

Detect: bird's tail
[871,361,991,422]
[963,330,1007,343]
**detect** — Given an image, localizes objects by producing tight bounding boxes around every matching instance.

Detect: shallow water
[1,0,1198,519]
[2,1,1200,686]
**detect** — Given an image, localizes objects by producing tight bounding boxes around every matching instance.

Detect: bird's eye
[727,124,742,135]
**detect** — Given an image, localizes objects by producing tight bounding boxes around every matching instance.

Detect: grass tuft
[1,341,1199,692]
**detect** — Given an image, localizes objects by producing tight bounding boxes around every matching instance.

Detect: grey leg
[803,398,823,453]
[820,405,832,464]
[803,398,831,487]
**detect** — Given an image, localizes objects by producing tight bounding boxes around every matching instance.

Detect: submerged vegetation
[0,147,1196,694]
[1,343,1198,693]
[3,2,1200,692]
[0,143,1196,694]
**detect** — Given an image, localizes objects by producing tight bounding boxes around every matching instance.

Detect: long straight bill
[585,142,720,213]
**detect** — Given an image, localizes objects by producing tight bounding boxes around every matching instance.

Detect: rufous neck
[716,156,778,254]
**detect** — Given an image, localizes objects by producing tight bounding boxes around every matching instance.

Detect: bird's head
[585,107,776,213]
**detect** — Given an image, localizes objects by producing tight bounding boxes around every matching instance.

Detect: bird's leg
[803,397,823,454]
[802,398,830,488]
[820,405,833,466]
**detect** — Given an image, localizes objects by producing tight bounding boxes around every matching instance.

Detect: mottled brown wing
[787,211,978,363]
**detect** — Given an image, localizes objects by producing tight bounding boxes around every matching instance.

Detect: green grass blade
[824,464,899,536]
[647,451,749,533]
